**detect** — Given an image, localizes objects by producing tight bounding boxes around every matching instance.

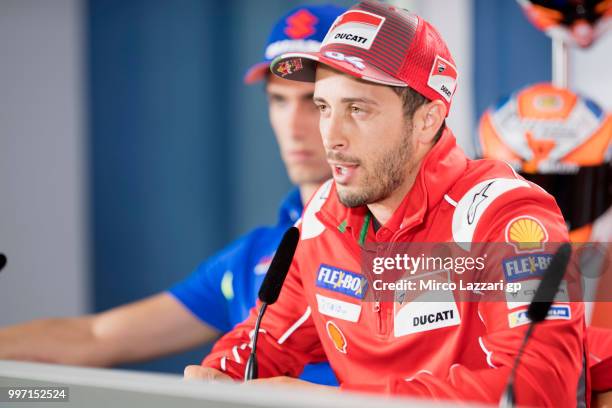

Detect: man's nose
[321,110,348,151]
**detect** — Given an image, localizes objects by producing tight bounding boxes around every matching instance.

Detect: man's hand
[184,365,232,382]
[183,368,336,392]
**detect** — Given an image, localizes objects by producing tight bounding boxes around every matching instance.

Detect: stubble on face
[332,123,415,208]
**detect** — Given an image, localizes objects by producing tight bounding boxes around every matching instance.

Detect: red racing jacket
[202,130,587,407]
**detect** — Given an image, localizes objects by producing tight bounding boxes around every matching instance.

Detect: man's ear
[413,100,446,144]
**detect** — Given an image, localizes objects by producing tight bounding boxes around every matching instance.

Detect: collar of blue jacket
[278,187,303,226]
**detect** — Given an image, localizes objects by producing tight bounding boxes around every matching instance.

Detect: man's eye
[350,105,362,114]
[269,96,286,105]
[317,104,328,113]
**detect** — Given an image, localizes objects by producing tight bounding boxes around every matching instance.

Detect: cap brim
[244,61,271,84]
[270,52,407,87]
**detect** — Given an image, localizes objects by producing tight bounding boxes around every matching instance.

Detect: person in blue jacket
[0,4,343,385]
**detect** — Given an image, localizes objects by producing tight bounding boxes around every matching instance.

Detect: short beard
[337,126,414,208]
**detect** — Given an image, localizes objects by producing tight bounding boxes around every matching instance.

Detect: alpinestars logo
[467,181,494,225]
[284,9,319,39]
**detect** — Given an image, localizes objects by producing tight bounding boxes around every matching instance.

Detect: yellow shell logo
[505,216,548,253]
[326,321,347,354]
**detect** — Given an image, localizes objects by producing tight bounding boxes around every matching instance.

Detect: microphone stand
[499,323,535,407]
[245,303,267,381]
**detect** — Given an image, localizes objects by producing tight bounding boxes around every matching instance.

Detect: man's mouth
[330,162,359,185]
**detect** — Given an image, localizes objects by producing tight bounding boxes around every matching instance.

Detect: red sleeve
[201,224,326,380]
[372,188,587,406]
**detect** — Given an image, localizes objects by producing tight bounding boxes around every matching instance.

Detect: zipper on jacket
[373,301,384,334]
[372,238,389,336]
[319,210,389,336]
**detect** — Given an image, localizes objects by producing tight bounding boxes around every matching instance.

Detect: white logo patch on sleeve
[427,56,457,102]
[452,178,530,250]
[316,294,361,322]
[508,304,571,328]
[506,279,569,309]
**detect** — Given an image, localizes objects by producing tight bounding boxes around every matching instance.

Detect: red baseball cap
[270,0,458,115]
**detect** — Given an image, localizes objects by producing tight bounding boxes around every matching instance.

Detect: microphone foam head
[527,243,572,323]
[258,227,300,304]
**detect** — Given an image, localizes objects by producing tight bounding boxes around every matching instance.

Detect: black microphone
[244,226,300,381]
[0,253,6,272]
[499,243,572,408]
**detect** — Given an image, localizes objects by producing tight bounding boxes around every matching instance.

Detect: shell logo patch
[326,321,347,354]
[505,216,549,253]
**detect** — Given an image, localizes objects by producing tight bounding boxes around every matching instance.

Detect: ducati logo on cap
[322,10,385,50]
[427,55,457,103]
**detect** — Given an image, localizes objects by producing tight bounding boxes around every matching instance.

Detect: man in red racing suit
[190,2,588,406]
[199,130,587,406]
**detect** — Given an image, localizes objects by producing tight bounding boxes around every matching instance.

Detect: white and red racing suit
[202,129,588,407]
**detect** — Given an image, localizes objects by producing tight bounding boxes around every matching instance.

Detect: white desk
[0,360,487,407]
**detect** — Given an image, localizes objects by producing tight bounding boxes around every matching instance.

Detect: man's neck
[366,145,430,227]
[366,170,418,227]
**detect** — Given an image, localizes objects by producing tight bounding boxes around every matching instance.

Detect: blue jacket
[169,189,337,385]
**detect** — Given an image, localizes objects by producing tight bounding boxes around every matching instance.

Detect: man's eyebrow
[340,97,379,105]
[313,96,379,105]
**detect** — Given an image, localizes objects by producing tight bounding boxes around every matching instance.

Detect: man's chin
[335,186,368,208]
